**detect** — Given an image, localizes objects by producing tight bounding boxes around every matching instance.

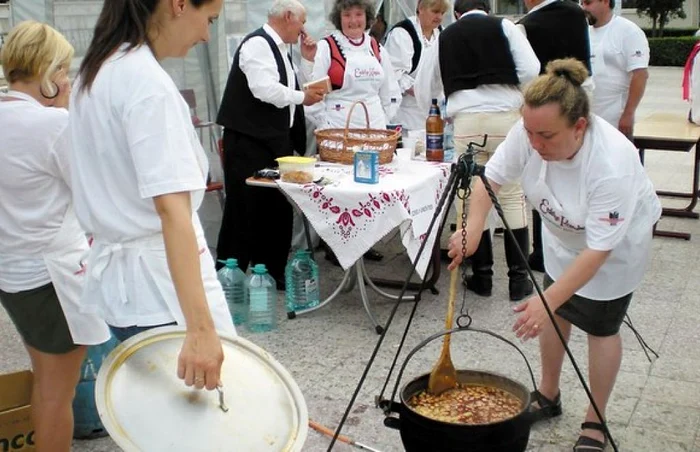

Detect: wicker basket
[315,101,399,165]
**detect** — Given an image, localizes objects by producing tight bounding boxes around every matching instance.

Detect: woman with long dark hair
[69,0,234,391]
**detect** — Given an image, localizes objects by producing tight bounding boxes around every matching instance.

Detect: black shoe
[527,252,545,273]
[509,279,533,302]
[363,248,384,261]
[464,274,492,297]
[505,227,535,301]
[464,230,494,297]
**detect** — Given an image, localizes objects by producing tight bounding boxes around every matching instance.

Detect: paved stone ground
[1,67,698,451]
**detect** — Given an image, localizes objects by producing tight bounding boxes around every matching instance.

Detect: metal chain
[457,187,472,329]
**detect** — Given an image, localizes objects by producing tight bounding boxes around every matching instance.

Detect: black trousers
[216,130,293,282]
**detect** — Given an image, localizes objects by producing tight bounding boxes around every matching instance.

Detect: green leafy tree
[636,0,686,37]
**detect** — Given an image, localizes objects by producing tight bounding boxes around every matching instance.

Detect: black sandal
[573,422,607,451]
[529,390,562,423]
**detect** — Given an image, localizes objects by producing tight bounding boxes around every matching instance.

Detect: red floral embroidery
[303,185,409,242]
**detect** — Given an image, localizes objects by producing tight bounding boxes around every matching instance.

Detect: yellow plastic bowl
[276,156,316,184]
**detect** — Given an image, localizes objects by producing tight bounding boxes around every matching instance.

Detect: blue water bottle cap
[251,264,267,274]
[217,258,238,269]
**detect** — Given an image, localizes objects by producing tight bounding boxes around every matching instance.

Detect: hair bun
[545,58,588,87]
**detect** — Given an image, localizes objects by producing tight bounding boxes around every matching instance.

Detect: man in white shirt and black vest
[417,0,540,302]
[216,0,324,289]
[517,0,592,273]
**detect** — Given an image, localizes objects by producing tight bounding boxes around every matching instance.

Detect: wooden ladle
[427,266,459,395]
[428,193,465,395]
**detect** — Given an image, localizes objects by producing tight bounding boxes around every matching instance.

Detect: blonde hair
[524,58,589,126]
[0,21,74,97]
[418,0,450,13]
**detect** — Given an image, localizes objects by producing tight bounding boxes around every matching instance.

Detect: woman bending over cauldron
[447,58,660,452]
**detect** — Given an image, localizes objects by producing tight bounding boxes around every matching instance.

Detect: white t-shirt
[0,92,74,292]
[70,45,207,243]
[69,45,234,332]
[486,116,661,300]
[384,15,440,130]
[589,16,649,127]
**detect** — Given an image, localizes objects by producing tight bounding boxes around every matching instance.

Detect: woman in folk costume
[682,39,700,124]
[0,21,110,451]
[302,0,402,263]
[383,0,449,131]
[302,0,401,130]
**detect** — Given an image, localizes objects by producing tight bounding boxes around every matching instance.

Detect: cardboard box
[0,371,35,451]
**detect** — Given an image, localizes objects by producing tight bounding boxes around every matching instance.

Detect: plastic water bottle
[217,258,247,326]
[440,98,455,163]
[285,250,320,312]
[246,264,277,333]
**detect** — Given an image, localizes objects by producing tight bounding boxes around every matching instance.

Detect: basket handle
[343,101,371,144]
[380,326,538,415]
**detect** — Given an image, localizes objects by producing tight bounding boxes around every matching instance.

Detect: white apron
[41,207,112,345]
[322,34,387,130]
[590,23,624,127]
[79,128,235,334]
[529,161,589,282]
[392,32,439,131]
[0,92,110,345]
[524,152,653,300]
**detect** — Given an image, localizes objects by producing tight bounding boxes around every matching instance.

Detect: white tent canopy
[4,0,433,114]
[2,0,427,175]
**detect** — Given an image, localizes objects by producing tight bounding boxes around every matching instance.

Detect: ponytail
[77,0,157,92]
[78,0,214,93]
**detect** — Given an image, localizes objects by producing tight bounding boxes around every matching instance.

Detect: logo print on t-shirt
[632,50,643,58]
[74,260,87,276]
[600,211,624,226]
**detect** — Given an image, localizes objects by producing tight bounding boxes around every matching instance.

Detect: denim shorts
[544,274,632,337]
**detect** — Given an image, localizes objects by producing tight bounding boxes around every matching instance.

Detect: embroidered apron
[527,161,588,278]
[323,36,387,130]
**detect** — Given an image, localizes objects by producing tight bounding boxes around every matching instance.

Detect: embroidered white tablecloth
[276,159,451,276]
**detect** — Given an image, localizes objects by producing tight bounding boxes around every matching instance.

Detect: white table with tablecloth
[275,157,451,332]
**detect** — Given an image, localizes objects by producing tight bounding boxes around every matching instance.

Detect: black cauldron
[380,327,537,452]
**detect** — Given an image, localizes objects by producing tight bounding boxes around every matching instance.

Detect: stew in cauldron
[407,383,523,425]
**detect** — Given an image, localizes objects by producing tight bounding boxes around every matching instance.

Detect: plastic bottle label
[304,279,319,299]
[249,289,267,312]
[426,133,443,152]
